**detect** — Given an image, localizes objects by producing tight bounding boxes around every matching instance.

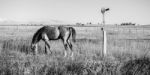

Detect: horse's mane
[32,26,45,44]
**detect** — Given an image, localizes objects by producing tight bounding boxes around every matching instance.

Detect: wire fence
[0,25,150,57]
[73,25,150,57]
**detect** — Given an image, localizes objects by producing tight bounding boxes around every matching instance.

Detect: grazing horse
[31,26,76,57]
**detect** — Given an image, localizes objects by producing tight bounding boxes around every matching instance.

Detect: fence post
[101,28,107,58]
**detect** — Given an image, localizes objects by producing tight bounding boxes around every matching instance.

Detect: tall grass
[0,38,150,75]
[1,25,150,75]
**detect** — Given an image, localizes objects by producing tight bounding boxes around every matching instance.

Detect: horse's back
[36,26,70,40]
[42,26,60,40]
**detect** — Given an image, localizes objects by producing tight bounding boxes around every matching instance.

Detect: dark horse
[31,26,76,57]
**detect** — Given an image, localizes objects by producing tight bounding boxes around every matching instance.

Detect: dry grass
[0,25,150,75]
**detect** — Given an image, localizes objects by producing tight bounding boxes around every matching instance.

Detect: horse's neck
[32,31,41,44]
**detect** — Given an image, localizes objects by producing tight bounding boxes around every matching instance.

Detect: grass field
[0,25,150,75]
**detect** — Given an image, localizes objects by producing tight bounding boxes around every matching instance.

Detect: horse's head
[30,43,38,55]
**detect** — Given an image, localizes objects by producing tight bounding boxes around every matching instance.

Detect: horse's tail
[69,27,76,42]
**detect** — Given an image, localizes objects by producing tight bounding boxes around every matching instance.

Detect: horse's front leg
[45,42,48,54]
[34,44,38,55]
[42,33,51,54]
[44,40,51,54]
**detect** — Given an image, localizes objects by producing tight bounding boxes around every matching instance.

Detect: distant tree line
[76,22,93,26]
[121,22,136,26]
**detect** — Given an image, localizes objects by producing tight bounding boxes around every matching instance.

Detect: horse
[31,26,76,57]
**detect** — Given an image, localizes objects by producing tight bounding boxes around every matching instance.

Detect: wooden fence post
[101,28,107,58]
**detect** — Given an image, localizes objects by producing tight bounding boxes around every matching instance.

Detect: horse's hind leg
[64,43,68,57]
[67,40,73,50]
[67,40,74,57]
[62,39,69,57]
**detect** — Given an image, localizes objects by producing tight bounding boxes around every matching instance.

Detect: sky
[0,0,150,25]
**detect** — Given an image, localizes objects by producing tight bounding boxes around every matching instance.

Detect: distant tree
[87,22,92,25]
[121,22,136,26]
[76,23,84,26]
